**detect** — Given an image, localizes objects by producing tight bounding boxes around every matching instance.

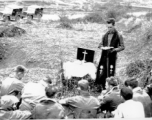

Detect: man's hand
[98,46,101,49]
[110,48,117,53]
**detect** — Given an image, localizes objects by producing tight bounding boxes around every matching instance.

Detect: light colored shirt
[114,100,145,118]
[108,34,113,46]
[1,77,24,96]
[20,81,48,111]
[0,110,31,120]
[132,87,152,117]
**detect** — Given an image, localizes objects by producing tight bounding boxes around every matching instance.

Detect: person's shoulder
[116,31,123,37]
[90,95,100,101]
[4,76,14,81]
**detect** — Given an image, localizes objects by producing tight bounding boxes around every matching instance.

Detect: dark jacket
[98,30,125,53]
[100,86,124,112]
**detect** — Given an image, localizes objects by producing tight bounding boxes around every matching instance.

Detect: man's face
[107,23,115,33]
[17,72,25,80]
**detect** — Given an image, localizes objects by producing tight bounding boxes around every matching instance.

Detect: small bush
[126,62,141,78]
[126,60,146,78]
[140,21,152,46]
[134,60,146,71]
[83,12,104,23]
[91,1,130,21]
[57,15,73,29]
[0,25,26,37]
[125,59,152,88]
[145,12,152,21]
[0,42,7,60]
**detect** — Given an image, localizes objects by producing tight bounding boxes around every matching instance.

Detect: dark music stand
[77,47,95,63]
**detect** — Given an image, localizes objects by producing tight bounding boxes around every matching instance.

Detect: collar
[107,28,116,34]
[133,87,143,93]
[104,86,119,96]
[80,90,90,96]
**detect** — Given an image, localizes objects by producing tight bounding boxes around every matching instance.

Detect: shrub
[57,15,73,29]
[141,21,152,45]
[0,41,7,60]
[126,62,141,78]
[126,60,146,78]
[0,25,26,37]
[91,1,130,21]
[145,12,152,21]
[125,59,152,88]
[83,12,104,23]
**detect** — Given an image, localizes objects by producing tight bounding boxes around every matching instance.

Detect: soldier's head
[127,78,138,90]
[43,75,52,85]
[45,85,59,98]
[120,87,133,101]
[77,79,89,92]
[106,76,118,90]
[124,79,130,87]
[14,65,27,80]
[106,18,116,33]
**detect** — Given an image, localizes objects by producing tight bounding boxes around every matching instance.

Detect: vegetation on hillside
[0,0,152,96]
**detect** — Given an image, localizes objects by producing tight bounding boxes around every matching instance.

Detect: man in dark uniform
[95,18,125,90]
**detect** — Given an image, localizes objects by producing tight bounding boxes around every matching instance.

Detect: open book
[101,46,114,50]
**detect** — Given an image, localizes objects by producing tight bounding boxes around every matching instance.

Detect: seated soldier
[0,95,31,120]
[1,65,27,97]
[114,87,145,118]
[127,78,152,117]
[98,76,124,118]
[144,75,152,100]
[145,83,152,100]
[59,79,100,119]
[31,88,65,119]
[20,75,52,111]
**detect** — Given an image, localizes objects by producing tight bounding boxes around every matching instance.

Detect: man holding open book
[95,18,125,90]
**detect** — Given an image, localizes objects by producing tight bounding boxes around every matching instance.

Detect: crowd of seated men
[0,65,152,119]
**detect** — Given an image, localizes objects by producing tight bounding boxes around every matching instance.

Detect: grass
[0,17,152,92]
[0,1,152,97]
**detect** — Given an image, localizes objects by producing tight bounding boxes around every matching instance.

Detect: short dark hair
[128,78,138,89]
[124,79,130,87]
[106,76,118,86]
[45,85,58,98]
[106,18,115,26]
[121,87,133,100]
[43,76,52,84]
[15,65,27,73]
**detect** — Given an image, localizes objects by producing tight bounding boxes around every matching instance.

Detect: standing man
[95,18,125,90]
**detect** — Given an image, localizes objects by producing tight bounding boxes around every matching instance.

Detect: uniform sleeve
[10,80,25,94]
[9,110,32,119]
[115,34,125,52]
[100,96,111,111]
[98,35,104,48]
[65,96,79,105]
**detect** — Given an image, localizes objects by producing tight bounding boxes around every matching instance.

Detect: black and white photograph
[0,0,152,119]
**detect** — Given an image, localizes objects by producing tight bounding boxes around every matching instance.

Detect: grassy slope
[0,19,152,84]
[0,21,106,83]
[0,1,152,84]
